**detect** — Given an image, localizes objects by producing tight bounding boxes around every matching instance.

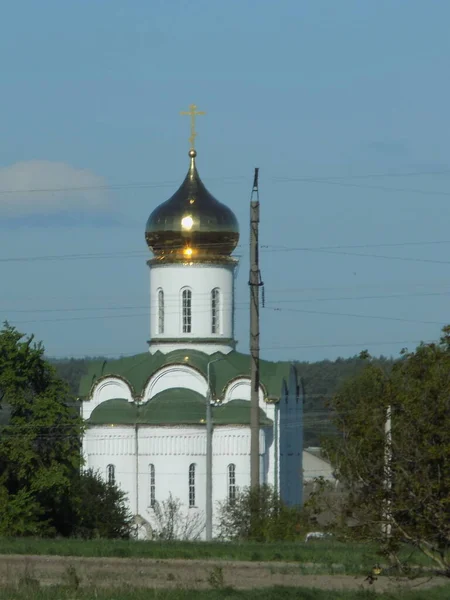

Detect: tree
[61,469,133,539]
[320,327,450,576]
[217,484,306,542]
[150,493,205,541]
[0,323,84,535]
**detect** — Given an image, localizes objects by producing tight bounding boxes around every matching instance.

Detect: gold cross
[180,104,206,149]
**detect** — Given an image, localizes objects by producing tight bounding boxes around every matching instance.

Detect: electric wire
[4,239,450,264]
[5,288,450,315]
[0,166,449,196]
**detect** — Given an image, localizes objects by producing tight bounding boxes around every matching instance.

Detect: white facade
[84,424,271,538]
[148,262,237,355]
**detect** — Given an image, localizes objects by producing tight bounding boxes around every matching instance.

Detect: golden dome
[145,151,239,263]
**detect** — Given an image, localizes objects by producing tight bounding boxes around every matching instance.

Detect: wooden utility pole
[249,167,261,489]
[382,405,392,538]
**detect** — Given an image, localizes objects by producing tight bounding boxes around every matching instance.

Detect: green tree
[0,323,84,535]
[217,484,306,542]
[62,469,133,539]
[321,328,450,575]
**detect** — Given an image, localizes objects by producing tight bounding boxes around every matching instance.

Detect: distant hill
[49,354,396,448]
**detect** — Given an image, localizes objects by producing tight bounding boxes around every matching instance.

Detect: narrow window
[158,289,164,334]
[189,463,196,507]
[211,288,220,334]
[182,289,192,333]
[149,463,156,508]
[107,464,115,485]
[228,464,236,503]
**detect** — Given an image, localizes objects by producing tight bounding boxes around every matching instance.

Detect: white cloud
[0,160,109,217]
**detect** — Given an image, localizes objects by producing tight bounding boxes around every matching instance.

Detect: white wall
[84,424,273,539]
[149,262,236,354]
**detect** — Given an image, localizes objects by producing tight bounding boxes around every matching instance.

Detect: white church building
[79,118,305,538]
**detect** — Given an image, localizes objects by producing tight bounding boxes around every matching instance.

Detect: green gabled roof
[214,400,273,427]
[79,349,291,402]
[88,389,270,427]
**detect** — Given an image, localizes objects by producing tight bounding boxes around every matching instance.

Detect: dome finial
[180,104,206,151]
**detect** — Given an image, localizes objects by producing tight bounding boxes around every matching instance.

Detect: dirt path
[0,554,447,594]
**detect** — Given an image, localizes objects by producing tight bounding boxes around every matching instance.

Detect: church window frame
[182,288,192,334]
[157,289,164,334]
[188,463,196,507]
[107,464,116,486]
[149,463,156,509]
[228,463,236,504]
[211,288,220,334]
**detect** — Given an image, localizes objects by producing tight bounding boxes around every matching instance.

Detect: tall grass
[0,537,429,568]
[3,584,450,600]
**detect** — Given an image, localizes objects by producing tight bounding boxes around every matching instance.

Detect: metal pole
[205,357,223,541]
[249,168,261,489]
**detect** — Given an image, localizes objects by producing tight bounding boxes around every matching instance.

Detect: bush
[216,484,307,542]
[57,469,133,539]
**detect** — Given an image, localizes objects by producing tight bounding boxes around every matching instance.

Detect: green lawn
[3,584,450,600]
[0,537,430,571]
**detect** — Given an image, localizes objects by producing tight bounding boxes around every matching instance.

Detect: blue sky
[2,0,450,362]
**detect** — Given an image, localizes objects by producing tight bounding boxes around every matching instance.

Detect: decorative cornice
[147,257,238,267]
[148,337,236,348]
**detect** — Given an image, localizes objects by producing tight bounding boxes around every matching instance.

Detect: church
[78,107,304,539]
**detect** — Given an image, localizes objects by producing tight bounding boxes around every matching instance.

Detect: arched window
[107,464,115,486]
[188,463,196,507]
[211,288,220,334]
[228,464,236,503]
[157,289,164,334]
[149,463,156,508]
[182,289,192,333]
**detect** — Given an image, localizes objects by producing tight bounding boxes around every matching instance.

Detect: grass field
[0,537,432,574]
[2,583,450,600]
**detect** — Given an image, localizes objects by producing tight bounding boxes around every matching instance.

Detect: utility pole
[382,405,392,537]
[205,357,223,541]
[249,168,262,489]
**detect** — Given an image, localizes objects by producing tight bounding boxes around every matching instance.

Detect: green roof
[89,398,138,425]
[79,349,290,402]
[214,400,273,426]
[88,389,271,427]
[140,388,205,424]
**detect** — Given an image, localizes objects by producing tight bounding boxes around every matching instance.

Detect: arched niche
[84,377,133,420]
[143,364,208,401]
[222,378,271,413]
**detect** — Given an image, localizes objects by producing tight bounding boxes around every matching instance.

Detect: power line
[263,240,450,251]
[267,306,444,326]
[0,167,449,196]
[6,302,446,327]
[294,248,450,266]
[0,175,247,196]
[273,176,450,198]
[5,289,450,315]
[273,168,450,182]
[4,278,450,303]
[4,239,450,265]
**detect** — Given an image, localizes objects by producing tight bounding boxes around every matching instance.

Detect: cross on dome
[180,104,206,150]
